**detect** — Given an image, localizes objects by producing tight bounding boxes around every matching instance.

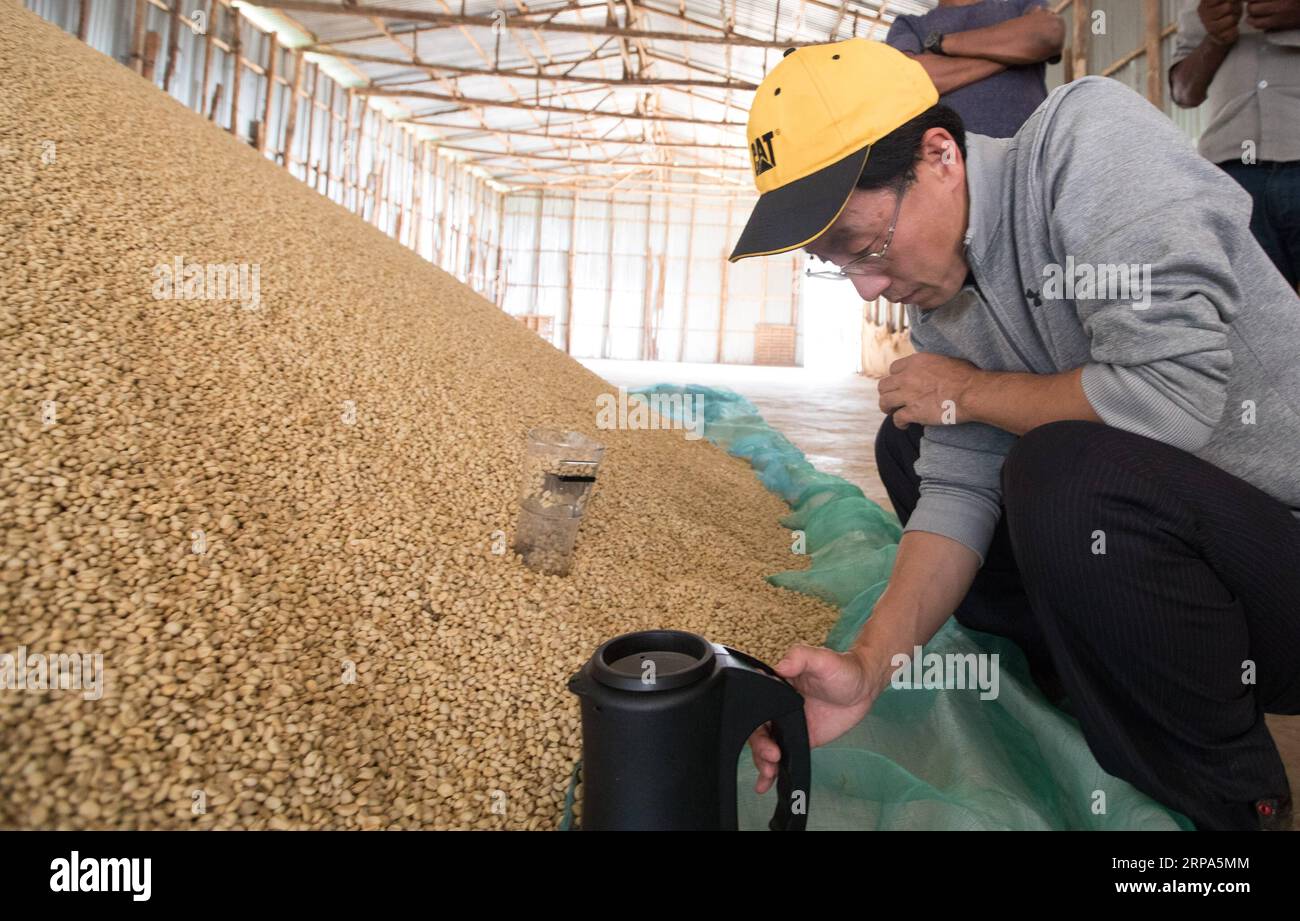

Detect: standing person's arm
[886,15,1009,95]
[941,4,1066,66]
[1170,0,1242,107]
[908,55,1010,94]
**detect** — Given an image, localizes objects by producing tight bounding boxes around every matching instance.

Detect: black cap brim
[728,143,871,263]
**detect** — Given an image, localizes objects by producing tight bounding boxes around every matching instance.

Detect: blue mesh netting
[563,383,1190,831]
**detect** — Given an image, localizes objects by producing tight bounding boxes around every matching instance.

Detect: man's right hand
[745,530,983,797]
[748,644,881,794]
[1199,0,1244,45]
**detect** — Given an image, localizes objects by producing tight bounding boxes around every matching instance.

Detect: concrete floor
[583,357,1298,829]
[581,359,895,511]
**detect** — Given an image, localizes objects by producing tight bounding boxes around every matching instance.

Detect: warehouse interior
[3,0,1297,833]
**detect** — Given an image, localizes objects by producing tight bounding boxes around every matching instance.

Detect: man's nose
[850,273,891,301]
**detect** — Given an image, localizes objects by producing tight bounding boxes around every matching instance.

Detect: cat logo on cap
[751,130,776,176]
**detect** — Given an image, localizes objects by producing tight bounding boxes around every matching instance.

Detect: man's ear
[920,127,960,170]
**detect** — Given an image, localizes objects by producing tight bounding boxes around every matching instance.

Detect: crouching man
[730,39,1300,830]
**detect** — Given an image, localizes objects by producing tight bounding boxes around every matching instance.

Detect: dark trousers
[1218,159,1300,290]
[875,417,1300,830]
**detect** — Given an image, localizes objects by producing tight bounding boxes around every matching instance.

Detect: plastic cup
[514,429,605,575]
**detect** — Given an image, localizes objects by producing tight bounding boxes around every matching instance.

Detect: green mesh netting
[564,383,1190,831]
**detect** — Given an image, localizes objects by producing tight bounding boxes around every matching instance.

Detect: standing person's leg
[1219,160,1295,289]
[1263,161,1300,291]
[1002,420,1300,830]
[874,416,1064,702]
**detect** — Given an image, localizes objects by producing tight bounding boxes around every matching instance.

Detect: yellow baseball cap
[729,39,938,263]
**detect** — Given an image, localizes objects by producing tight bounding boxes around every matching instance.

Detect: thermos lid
[591,630,716,692]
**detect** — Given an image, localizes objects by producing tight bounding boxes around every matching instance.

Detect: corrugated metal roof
[252,0,940,192]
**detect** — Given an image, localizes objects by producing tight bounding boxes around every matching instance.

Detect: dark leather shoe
[1255,794,1293,831]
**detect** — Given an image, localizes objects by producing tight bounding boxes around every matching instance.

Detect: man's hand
[1199,0,1244,44]
[748,644,880,795]
[878,353,981,428]
[1246,0,1300,31]
[1172,0,1242,106]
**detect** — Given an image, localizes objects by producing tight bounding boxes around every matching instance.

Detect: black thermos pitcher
[567,629,811,830]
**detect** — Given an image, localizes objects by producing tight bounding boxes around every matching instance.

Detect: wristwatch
[923,31,947,55]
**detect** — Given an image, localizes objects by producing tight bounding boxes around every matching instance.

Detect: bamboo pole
[601,194,616,359]
[390,128,400,237]
[386,123,399,234]
[363,100,373,219]
[1072,0,1090,79]
[411,134,422,250]
[411,140,425,255]
[790,254,801,332]
[529,191,544,313]
[281,50,304,167]
[397,127,407,239]
[201,0,217,117]
[371,114,385,227]
[318,82,330,196]
[162,0,181,93]
[651,197,670,362]
[482,178,492,290]
[392,127,403,240]
[472,177,485,289]
[1100,22,1178,77]
[484,183,493,292]
[469,178,480,289]
[1143,0,1163,108]
[260,32,278,154]
[344,89,357,210]
[228,6,243,136]
[365,111,375,222]
[418,136,430,255]
[393,128,406,242]
[398,128,409,241]
[434,153,446,268]
[676,198,696,362]
[716,199,733,364]
[142,30,161,81]
[565,191,577,354]
[304,62,319,181]
[450,164,462,271]
[640,197,653,361]
[493,191,506,305]
[131,0,148,74]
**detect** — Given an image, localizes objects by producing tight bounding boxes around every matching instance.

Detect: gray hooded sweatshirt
[904,76,1300,565]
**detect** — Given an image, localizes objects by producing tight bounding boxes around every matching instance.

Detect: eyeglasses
[805,186,907,279]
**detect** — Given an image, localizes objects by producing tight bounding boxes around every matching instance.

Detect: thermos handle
[764,704,810,831]
[718,646,811,831]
